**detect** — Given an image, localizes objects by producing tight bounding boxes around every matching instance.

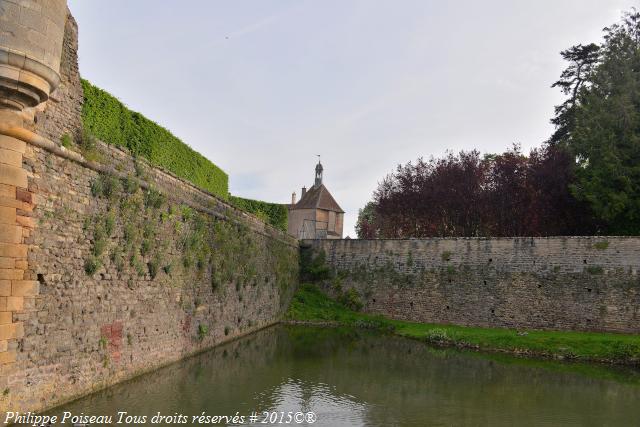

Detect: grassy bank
[286,284,640,365]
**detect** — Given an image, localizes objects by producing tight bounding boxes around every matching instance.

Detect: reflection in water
[24,325,640,427]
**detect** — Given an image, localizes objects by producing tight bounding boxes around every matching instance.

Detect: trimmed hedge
[81,79,228,198]
[229,196,288,232]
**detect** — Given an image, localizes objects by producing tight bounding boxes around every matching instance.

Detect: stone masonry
[0,1,299,414]
[306,238,640,333]
[0,0,68,409]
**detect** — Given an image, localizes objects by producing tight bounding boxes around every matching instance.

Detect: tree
[552,9,640,233]
[548,44,600,146]
[355,202,378,238]
[363,147,592,238]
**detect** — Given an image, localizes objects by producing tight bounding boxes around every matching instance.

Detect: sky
[67,0,631,237]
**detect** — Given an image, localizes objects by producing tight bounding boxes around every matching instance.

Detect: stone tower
[0,0,68,387]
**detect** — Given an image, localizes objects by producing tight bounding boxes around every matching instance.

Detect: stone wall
[1,138,298,413]
[33,12,83,144]
[305,238,640,333]
[0,7,299,414]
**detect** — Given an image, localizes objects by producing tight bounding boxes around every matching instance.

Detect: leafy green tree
[355,202,378,238]
[553,10,640,233]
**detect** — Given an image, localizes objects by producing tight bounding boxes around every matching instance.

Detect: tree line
[357,10,640,238]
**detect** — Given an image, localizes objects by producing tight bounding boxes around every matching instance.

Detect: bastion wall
[305,238,640,333]
[0,4,298,413]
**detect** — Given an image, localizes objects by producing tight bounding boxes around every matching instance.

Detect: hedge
[229,196,288,232]
[81,79,228,198]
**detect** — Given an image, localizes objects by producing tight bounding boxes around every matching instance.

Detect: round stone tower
[0,0,67,110]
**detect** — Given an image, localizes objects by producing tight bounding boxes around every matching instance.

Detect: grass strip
[286,284,640,365]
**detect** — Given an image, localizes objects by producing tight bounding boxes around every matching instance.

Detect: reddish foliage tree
[360,145,595,238]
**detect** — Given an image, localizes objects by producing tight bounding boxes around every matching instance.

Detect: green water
[24,325,640,426]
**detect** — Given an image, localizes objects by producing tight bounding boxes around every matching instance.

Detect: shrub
[60,134,72,148]
[121,176,139,194]
[183,256,193,268]
[163,263,173,275]
[81,79,228,198]
[90,178,103,197]
[148,257,160,279]
[299,248,331,282]
[425,328,451,343]
[91,174,120,199]
[144,188,165,209]
[93,238,107,257]
[104,212,116,236]
[198,324,209,341]
[140,239,151,256]
[103,175,121,199]
[229,196,288,232]
[337,288,363,311]
[123,223,136,244]
[84,257,101,275]
[80,128,101,162]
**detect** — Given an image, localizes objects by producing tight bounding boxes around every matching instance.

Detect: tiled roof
[291,184,344,213]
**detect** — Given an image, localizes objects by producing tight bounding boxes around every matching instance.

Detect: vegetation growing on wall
[299,247,331,283]
[81,79,229,198]
[84,171,298,337]
[229,196,288,232]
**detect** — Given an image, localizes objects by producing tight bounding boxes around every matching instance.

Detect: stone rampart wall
[305,238,640,333]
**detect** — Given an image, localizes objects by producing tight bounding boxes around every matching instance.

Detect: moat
[18,325,640,427]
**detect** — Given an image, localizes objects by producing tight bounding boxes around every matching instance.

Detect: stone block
[6,296,23,311]
[0,340,6,352]
[0,323,15,340]
[0,206,16,225]
[0,350,16,365]
[0,281,9,297]
[0,149,22,168]
[0,184,15,199]
[0,312,11,325]
[0,297,5,311]
[12,280,38,296]
[16,215,34,228]
[0,136,26,154]
[0,258,14,269]
[15,188,32,203]
[0,269,22,280]
[13,259,27,270]
[0,225,22,244]
[0,196,26,209]
[0,164,27,189]
[0,243,27,258]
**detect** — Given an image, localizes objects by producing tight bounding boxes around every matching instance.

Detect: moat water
[25,325,640,427]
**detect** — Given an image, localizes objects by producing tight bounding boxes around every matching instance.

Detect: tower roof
[291,183,344,213]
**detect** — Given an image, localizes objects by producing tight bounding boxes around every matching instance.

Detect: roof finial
[314,155,323,187]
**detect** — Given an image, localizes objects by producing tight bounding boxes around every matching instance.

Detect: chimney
[291,192,296,204]
[301,186,307,198]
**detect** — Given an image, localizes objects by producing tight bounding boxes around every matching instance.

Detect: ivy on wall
[229,196,288,232]
[81,79,229,198]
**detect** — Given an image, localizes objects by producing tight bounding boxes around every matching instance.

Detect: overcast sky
[67,0,630,237]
